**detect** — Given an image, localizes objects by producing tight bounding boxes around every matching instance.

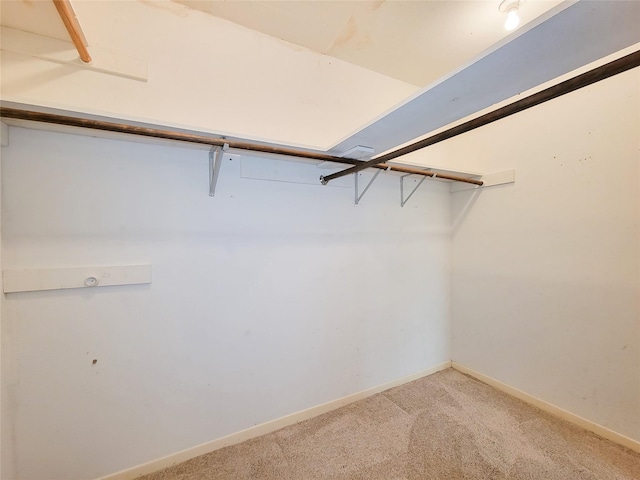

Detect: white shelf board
[450,169,516,193]
[3,265,151,293]
[329,1,640,156]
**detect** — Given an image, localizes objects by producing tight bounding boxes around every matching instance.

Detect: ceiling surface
[0,0,565,88]
[174,0,564,86]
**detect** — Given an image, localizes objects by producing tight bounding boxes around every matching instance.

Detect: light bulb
[504,8,520,30]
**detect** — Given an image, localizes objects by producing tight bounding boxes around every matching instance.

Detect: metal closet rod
[0,107,483,186]
[320,48,640,184]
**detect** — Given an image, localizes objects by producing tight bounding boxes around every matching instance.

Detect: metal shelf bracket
[354,169,382,205]
[209,143,228,197]
[400,174,427,207]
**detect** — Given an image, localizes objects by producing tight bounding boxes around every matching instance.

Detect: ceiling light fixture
[499,0,524,31]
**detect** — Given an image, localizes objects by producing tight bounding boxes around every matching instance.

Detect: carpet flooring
[140,369,640,479]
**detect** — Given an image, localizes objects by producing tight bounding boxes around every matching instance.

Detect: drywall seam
[451,362,640,453]
[95,361,452,480]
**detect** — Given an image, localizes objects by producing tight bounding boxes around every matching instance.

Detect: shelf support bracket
[400,174,427,207]
[209,143,228,197]
[355,169,382,205]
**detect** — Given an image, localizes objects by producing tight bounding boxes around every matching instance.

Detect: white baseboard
[96,361,452,480]
[451,362,640,454]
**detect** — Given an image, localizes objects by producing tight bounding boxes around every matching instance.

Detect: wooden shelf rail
[0,107,483,186]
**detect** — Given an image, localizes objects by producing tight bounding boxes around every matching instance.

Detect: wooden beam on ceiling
[52,0,91,63]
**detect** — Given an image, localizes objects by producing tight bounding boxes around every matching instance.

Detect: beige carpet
[140,369,640,479]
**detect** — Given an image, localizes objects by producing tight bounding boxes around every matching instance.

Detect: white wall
[450,69,640,441]
[0,3,439,478]
[0,124,4,478]
[1,126,451,480]
[0,0,417,150]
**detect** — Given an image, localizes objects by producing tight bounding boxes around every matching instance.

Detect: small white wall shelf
[3,265,151,293]
[450,169,516,193]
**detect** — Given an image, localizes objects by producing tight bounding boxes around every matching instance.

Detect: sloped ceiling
[1,1,638,160]
[0,0,564,88]
[174,0,564,86]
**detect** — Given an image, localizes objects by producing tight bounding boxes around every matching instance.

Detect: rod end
[320,176,328,185]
